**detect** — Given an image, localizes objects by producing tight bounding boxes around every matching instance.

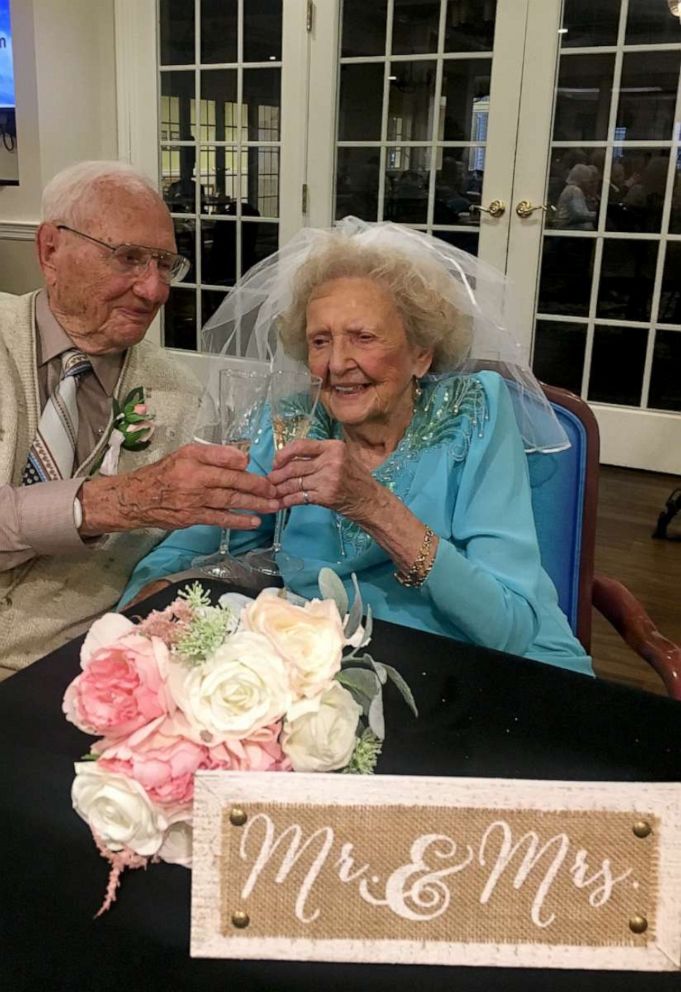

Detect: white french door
[116,0,681,470]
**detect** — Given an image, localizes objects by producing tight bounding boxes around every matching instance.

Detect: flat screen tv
[0,0,18,185]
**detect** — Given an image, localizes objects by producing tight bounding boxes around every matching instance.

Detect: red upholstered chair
[531,382,681,700]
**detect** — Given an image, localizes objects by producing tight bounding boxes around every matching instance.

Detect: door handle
[470,199,506,218]
[516,199,556,218]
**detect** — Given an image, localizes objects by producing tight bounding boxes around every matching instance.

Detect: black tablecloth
[1,580,679,992]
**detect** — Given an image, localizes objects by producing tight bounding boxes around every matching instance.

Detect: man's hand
[79,443,279,536]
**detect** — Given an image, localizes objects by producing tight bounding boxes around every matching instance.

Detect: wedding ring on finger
[302,490,310,505]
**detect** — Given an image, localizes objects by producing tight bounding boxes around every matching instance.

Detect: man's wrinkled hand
[80,442,280,536]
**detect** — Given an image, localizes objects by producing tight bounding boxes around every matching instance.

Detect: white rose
[242,590,344,699]
[281,681,362,772]
[158,809,193,868]
[80,612,135,665]
[71,762,167,857]
[166,630,291,744]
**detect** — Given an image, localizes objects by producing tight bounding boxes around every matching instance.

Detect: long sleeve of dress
[421,373,543,655]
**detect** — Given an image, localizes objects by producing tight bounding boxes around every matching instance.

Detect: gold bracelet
[394,526,437,588]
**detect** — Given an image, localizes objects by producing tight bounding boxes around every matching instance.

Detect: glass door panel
[333,0,503,257]
[512,0,681,471]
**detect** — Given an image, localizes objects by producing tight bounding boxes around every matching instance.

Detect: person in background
[0,160,277,678]
[122,219,591,676]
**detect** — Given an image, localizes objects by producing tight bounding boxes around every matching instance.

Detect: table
[1,580,679,992]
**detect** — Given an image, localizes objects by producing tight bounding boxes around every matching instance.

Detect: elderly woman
[122,221,591,676]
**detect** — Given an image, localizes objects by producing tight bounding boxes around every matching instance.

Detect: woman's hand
[268,438,383,523]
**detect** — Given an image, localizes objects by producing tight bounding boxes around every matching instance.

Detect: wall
[0,0,117,294]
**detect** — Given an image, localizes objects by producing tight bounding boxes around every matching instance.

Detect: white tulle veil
[199,216,569,453]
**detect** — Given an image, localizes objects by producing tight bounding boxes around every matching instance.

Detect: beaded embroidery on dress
[308,374,487,558]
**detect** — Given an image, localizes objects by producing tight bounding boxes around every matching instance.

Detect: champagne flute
[192,366,271,580]
[243,369,322,577]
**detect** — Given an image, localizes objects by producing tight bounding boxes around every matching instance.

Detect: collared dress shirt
[0,291,123,572]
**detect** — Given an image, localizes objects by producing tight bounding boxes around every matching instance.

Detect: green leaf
[318,567,349,618]
[124,412,148,424]
[123,439,151,452]
[368,690,385,740]
[336,667,381,716]
[344,573,363,640]
[123,386,144,407]
[381,662,419,718]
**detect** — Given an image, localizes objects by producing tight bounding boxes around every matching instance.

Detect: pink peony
[207,722,291,772]
[63,633,170,739]
[132,403,148,416]
[97,722,207,808]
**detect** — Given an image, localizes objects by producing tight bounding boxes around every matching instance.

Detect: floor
[591,466,681,698]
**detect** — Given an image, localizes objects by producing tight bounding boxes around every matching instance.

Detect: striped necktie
[22,349,93,485]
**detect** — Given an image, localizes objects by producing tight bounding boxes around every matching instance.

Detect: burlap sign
[191,774,681,971]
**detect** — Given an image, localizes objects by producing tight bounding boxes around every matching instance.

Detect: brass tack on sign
[632,820,652,839]
[229,807,247,827]
[231,910,250,929]
[629,915,648,935]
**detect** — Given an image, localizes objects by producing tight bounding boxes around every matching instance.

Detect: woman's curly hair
[277,232,472,372]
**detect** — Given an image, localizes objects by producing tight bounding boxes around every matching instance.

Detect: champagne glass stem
[218,527,231,556]
[272,510,287,553]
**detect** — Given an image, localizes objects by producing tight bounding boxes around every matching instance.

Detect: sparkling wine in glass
[243,369,322,577]
[192,366,271,580]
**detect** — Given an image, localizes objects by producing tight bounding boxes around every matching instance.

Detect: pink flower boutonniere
[99,387,156,477]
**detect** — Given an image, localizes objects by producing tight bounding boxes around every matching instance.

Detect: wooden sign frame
[191,773,681,971]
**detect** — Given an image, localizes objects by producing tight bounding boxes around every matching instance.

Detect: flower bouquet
[63,570,416,914]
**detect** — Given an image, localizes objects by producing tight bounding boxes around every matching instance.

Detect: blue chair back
[526,386,599,650]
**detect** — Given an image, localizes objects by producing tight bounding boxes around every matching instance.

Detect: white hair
[41,160,162,225]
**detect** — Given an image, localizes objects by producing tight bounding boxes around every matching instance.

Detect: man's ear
[36,223,60,287]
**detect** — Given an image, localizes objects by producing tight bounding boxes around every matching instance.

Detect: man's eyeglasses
[56,225,190,285]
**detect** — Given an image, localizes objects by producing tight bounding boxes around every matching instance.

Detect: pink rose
[63,633,170,739]
[133,403,148,416]
[97,722,207,807]
[207,722,291,772]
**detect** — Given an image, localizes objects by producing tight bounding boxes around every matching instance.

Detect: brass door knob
[516,199,555,218]
[471,199,506,218]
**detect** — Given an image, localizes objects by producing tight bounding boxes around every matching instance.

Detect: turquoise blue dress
[121,372,592,676]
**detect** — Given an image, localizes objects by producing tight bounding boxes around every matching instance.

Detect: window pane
[243,69,281,141]
[200,0,237,64]
[244,0,282,62]
[160,71,195,140]
[385,147,431,224]
[560,0,620,47]
[658,242,681,324]
[670,152,681,235]
[597,239,659,322]
[433,230,479,255]
[626,0,681,45]
[434,147,484,224]
[335,148,381,221]
[392,0,440,56]
[173,218,196,283]
[547,149,602,221]
[245,146,280,217]
[341,0,388,57]
[339,64,384,141]
[205,147,243,206]
[649,331,681,412]
[202,289,228,325]
[615,51,681,142]
[552,54,615,142]
[164,288,197,350]
[162,146,198,213]
[247,221,279,275]
[533,319,587,394]
[588,325,648,405]
[441,59,491,142]
[388,62,436,142]
[160,0,194,65]
[201,219,237,287]
[550,160,600,231]
[538,237,595,317]
[606,150,669,234]
[444,0,497,53]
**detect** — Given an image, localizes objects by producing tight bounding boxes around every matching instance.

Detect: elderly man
[0,160,278,677]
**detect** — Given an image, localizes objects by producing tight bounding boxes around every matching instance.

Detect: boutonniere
[98,387,156,476]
